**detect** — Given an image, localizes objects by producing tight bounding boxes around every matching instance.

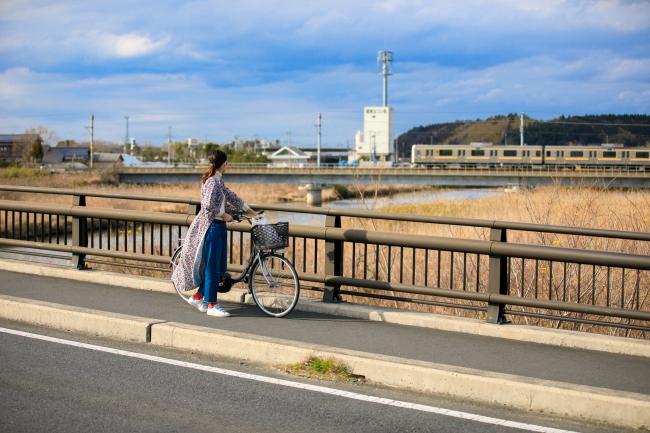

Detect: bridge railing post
[486,227,509,324]
[323,214,343,303]
[71,194,88,269]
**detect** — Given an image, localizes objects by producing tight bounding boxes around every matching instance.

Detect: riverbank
[0,170,428,210]
[340,185,650,338]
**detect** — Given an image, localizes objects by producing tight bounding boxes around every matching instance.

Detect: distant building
[42,146,89,170]
[93,152,124,170]
[0,134,42,163]
[261,146,351,165]
[268,146,310,167]
[188,138,199,157]
[354,106,394,162]
[120,153,147,166]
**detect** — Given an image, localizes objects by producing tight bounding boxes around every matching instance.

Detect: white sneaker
[188,297,208,313]
[206,304,231,317]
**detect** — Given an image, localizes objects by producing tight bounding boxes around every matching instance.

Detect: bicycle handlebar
[231,209,264,224]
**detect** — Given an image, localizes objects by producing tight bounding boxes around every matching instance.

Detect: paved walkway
[2,269,649,396]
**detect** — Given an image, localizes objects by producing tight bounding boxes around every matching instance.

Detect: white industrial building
[354,106,394,162]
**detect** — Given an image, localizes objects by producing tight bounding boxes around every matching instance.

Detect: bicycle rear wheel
[170,245,199,303]
[249,253,300,318]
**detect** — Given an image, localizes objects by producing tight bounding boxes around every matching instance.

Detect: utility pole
[520,113,524,146]
[89,114,94,169]
[167,126,172,166]
[316,112,322,168]
[124,116,130,154]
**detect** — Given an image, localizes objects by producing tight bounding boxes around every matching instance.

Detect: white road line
[0,326,580,433]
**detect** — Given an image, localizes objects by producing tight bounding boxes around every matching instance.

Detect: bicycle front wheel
[249,254,300,318]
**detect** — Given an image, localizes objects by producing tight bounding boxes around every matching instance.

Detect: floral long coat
[171,172,249,292]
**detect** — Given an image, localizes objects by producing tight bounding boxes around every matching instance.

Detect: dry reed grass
[335,184,650,338]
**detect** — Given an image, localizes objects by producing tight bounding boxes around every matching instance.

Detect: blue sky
[0,0,649,147]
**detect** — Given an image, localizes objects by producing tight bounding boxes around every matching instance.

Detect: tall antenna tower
[520,113,524,146]
[377,50,393,107]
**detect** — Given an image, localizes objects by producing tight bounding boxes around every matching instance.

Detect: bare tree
[25,126,57,147]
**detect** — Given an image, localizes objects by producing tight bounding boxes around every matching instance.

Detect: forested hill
[396,114,650,158]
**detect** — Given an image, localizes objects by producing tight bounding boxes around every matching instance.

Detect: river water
[264,188,502,226]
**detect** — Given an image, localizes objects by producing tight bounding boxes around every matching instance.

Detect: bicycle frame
[229,249,261,285]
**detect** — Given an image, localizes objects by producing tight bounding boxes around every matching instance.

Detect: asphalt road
[0,321,621,433]
[0,270,649,395]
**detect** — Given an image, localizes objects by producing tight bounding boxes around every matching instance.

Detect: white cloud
[601,57,650,81]
[3,50,648,147]
[0,67,31,101]
[97,33,170,58]
[476,88,505,102]
[1,1,648,144]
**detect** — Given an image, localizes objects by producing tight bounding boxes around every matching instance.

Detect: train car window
[603,151,616,158]
[471,149,485,156]
[546,151,551,157]
[503,150,517,157]
[439,149,453,156]
[570,151,583,157]
[636,152,649,158]
[536,151,541,157]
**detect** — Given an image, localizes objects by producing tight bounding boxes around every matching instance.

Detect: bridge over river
[117,165,650,189]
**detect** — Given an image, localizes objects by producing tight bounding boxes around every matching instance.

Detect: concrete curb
[0,295,164,343]
[152,321,650,430]
[2,257,650,358]
[0,294,646,430]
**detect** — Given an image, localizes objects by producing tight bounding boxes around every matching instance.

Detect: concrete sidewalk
[0,264,649,429]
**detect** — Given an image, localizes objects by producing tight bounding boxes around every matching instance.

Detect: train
[410,143,650,170]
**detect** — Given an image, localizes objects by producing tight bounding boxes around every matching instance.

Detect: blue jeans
[198,221,227,303]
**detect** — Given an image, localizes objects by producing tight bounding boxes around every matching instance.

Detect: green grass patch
[286,356,365,383]
[0,166,51,178]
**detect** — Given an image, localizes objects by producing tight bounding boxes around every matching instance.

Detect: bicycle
[170,211,300,318]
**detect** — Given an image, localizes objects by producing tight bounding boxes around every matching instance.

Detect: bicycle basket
[250,222,289,250]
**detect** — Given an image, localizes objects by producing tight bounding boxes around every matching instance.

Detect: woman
[171,150,256,317]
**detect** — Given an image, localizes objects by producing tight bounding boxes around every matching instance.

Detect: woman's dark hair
[201,150,228,183]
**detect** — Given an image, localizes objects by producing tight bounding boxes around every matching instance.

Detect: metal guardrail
[0,185,648,335]
[2,185,649,241]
